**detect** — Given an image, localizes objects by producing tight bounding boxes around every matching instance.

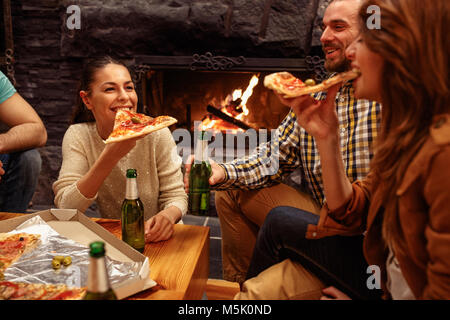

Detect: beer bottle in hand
[83,241,118,300]
[189,131,212,216]
[121,168,145,253]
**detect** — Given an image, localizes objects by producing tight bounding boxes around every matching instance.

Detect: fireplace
[131,52,324,165]
[140,69,287,131]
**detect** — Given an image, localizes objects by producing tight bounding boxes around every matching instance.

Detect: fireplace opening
[137,68,313,163]
[139,69,314,132]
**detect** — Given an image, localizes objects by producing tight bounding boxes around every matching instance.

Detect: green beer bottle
[121,169,145,253]
[189,131,212,216]
[83,241,118,300]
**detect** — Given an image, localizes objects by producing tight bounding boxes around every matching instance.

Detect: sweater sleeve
[155,128,188,216]
[52,125,97,212]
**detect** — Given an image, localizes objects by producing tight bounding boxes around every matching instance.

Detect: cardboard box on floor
[0,208,156,299]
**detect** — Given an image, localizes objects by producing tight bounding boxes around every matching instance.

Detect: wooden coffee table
[0,212,210,300]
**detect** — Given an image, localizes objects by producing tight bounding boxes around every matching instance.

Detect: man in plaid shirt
[184,0,381,286]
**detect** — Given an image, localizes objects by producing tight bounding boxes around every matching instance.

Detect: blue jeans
[246,206,382,300]
[0,149,42,212]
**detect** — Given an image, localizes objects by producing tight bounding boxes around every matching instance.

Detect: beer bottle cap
[89,241,106,258]
[126,168,137,178]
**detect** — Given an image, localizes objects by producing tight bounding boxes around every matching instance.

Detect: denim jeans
[0,149,42,212]
[246,206,382,300]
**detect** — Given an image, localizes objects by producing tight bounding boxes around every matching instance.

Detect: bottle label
[200,193,208,210]
[125,178,139,200]
[86,257,110,293]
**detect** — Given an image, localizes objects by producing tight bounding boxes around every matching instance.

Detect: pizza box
[0,208,157,299]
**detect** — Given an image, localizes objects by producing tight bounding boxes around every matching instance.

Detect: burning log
[206,105,258,131]
[224,98,244,116]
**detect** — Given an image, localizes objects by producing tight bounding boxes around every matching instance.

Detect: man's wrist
[212,163,230,188]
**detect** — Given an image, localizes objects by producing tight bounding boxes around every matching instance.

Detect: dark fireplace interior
[3,0,332,210]
[142,69,292,131]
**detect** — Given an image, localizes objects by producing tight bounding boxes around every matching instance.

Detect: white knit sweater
[53,122,187,220]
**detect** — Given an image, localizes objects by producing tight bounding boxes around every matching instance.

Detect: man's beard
[324,56,351,73]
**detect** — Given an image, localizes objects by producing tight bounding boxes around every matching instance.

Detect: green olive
[0,272,4,281]
[62,256,72,267]
[52,259,61,270]
[54,256,65,263]
[131,116,142,124]
[304,79,316,86]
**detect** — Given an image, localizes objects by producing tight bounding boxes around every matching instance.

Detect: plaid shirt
[214,80,382,206]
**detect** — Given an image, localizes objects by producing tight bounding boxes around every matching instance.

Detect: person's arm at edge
[0,93,47,152]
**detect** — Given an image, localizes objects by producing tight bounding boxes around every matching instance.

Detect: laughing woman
[53,56,187,242]
[241,0,450,300]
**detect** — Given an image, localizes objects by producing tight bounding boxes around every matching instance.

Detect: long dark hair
[70,56,134,124]
[359,0,449,252]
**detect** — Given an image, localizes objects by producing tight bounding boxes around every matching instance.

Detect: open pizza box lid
[0,208,157,299]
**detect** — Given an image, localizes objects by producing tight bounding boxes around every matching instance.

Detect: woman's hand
[144,206,181,242]
[144,214,174,242]
[276,84,341,142]
[102,137,139,162]
[320,286,351,300]
[76,135,145,199]
[277,83,353,211]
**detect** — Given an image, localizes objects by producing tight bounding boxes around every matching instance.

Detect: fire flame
[200,74,259,132]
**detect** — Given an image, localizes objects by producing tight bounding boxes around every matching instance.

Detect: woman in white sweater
[53,56,187,242]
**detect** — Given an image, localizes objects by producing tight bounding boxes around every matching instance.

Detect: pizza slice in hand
[264,69,360,98]
[105,109,178,144]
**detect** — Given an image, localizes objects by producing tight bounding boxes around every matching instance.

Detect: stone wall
[7,0,331,208]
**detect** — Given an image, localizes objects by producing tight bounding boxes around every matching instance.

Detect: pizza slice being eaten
[105,109,178,144]
[0,233,41,273]
[264,69,360,98]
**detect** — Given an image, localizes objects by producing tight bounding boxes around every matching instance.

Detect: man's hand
[320,286,351,300]
[275,84,341,141]
[184,155,226,193]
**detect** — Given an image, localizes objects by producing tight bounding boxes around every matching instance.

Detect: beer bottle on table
[121,168,145,253]
[189,131,212,216]
[83,241,118,300]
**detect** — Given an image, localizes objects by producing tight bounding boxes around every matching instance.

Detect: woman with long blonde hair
[242,0,450,299]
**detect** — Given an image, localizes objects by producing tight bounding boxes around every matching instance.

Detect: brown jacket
[306,114,450,299]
